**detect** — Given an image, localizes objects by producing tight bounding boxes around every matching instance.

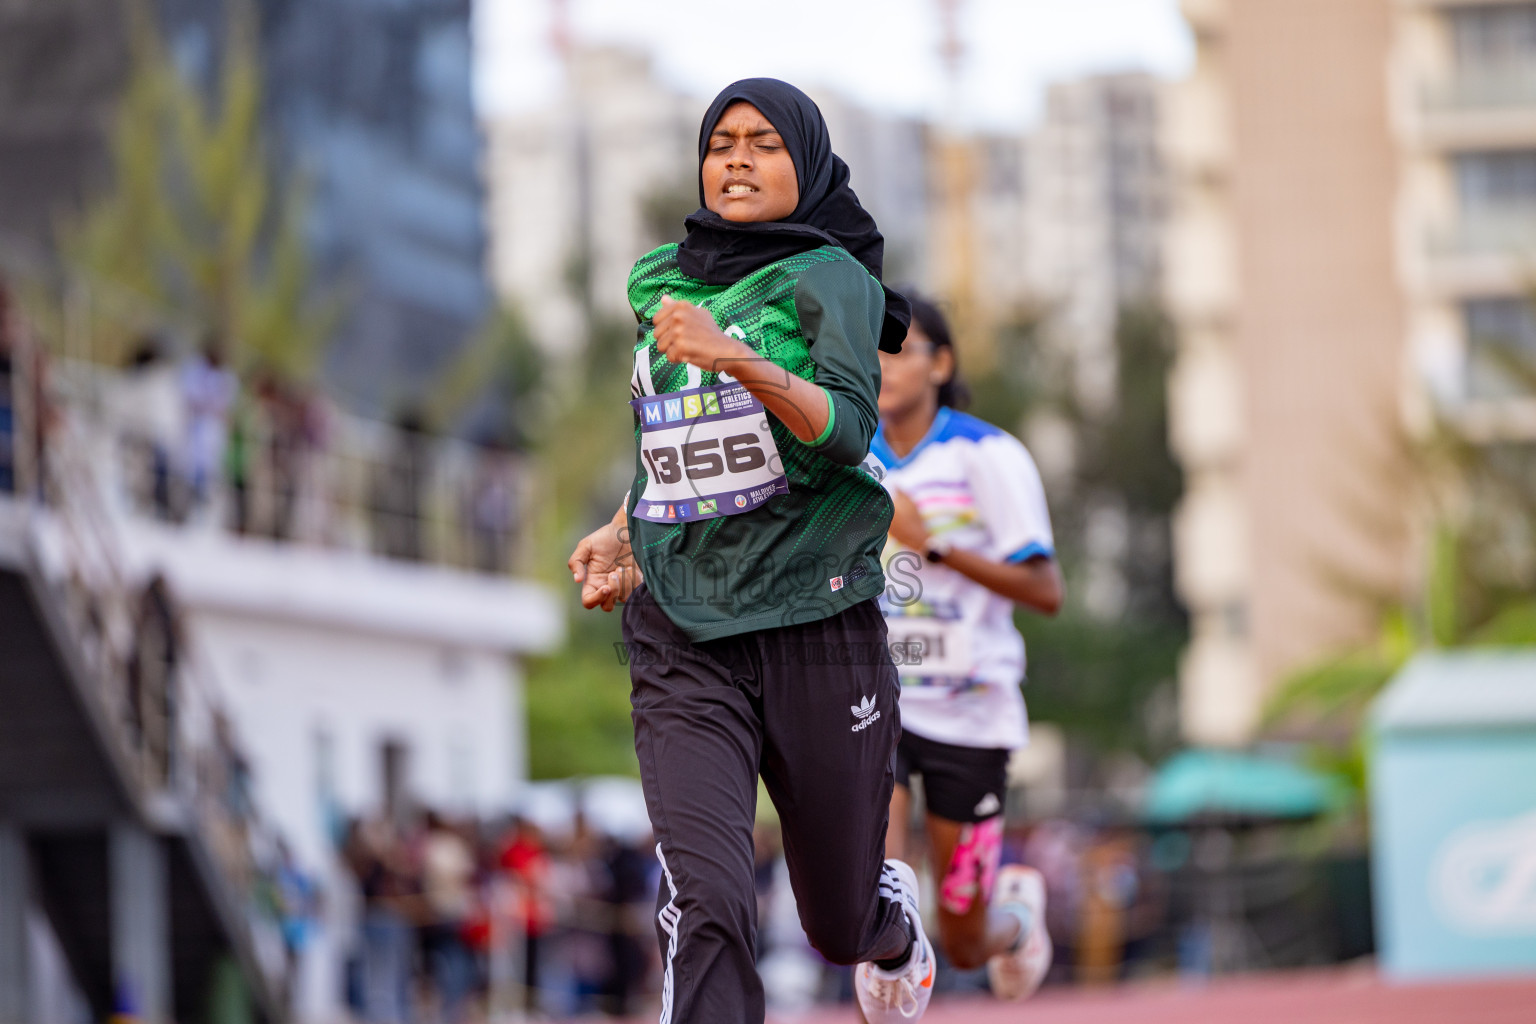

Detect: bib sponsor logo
[719,389,756,414]
[663,398,683,422]
[648,504,665,517]
[749,484,778,503]
[666,505,675,519]
[697,499,718,515]
[734,494,748,508]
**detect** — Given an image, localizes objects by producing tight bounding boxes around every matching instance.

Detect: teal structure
[1370,650,1536,979]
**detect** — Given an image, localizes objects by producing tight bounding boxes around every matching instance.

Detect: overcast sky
[475,0,1193,130]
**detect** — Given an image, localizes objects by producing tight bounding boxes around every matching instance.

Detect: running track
[752,969,1536,1024]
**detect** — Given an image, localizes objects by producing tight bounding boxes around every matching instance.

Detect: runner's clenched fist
[653,295,752,372]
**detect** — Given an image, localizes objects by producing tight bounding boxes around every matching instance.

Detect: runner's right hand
[568,514,641,612]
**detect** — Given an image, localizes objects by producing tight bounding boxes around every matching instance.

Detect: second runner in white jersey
[873,408,1055,750]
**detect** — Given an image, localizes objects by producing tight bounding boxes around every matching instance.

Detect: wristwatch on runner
[924,535,952,564]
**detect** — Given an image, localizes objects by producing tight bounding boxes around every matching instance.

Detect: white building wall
[116,523,559,1024]
[193,612,524,869]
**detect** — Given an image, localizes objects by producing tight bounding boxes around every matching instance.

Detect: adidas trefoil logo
[850,694,881,733]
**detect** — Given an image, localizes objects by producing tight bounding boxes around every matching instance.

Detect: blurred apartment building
[1165,0,1536,746]
[0,0,491,411]
[1013,74,1168,625]
[486,46,697,350]
[157,0,492,410]
[0,0,128,251]
[1395,1,1536,417]
[1023,74,1166,421]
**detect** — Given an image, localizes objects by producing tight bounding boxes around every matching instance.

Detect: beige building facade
[1165,0,1413,745]
[1168,0,1536,745]
[1393,0,1536,435]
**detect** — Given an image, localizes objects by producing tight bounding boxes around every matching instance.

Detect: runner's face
[878,324,949,420]
[702,102,800,223]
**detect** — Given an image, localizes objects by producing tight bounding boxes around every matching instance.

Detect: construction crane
[932,0,990,369]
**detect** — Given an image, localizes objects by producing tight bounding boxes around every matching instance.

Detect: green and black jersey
[625,243,894,642]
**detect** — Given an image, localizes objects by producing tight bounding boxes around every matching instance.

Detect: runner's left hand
[653,295,752,373]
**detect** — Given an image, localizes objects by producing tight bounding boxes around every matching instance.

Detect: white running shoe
[987,864,1053,1001]
[855,859,936,1022]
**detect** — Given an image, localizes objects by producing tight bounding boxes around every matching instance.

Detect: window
[1464,298,1536,399]
[1451,5,1536,71]
[380,738,412,825]
[1456,150,1536,213]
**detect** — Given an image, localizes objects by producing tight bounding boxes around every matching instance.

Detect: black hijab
[677,78,911,352]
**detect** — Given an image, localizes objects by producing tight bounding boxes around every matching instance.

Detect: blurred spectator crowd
[332,810,658,1023]
[312,809,1195,1023]
[111,334,527,573]
[0,275,528,576]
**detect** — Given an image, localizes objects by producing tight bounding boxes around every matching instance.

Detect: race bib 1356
[631,383,788,523]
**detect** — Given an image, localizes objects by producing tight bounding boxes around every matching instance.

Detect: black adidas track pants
[622,584,911,1024]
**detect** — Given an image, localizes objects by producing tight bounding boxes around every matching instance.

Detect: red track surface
[757,968,1536,1024]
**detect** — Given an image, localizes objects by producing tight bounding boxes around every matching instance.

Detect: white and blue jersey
[872,408,1055,751]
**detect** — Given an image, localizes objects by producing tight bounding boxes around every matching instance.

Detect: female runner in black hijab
[568,79,936,1023]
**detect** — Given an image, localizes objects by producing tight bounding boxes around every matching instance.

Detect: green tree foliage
[524,622,638,779]
[972,302,1188,764]
[1264,336,1536,797]
[423,303,546,446]
[1020,615,1184,759]
[640,183,698,250]
[53,7,335,377]
[509,240,645,776]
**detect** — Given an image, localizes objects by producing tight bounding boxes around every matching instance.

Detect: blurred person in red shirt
[498,817,553,1009]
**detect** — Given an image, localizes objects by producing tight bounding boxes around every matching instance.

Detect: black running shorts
[894,728,1011,824]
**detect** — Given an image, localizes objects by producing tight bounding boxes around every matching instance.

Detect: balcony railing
[1422,68,1536,113]
[3,331,290,1009]
[1427,210,1536,258]
[48,360,535,578]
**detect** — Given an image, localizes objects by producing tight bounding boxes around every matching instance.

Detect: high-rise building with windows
[156,0,491,410]
[1023,73,1166,419]
[0,0,129,256]
[1165,0,1536,746]
[1396,0,1536,423]
[1164,0,1411,745]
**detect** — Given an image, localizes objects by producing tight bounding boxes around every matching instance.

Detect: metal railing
[61,358,534,577]
[0,241,533,579]
[4,325,291,1007]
